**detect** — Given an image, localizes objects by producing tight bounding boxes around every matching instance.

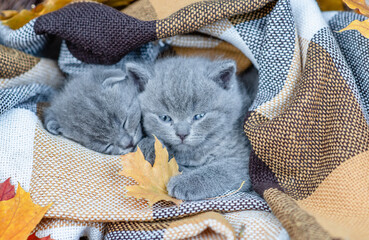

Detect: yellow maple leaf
[343,0,369,17]
[0,184,52,240]
[339,19,369,38]
[119,137,183,206]
[339,1,369,38]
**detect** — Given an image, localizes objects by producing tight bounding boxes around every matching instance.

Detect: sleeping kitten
[44,67,143,155]
[126,57,254,200]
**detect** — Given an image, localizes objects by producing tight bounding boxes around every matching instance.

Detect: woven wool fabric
[0,108,39,191]
[1,0,369,239]
[105,212,235,240]
[0,45,64,89]
[34,2,158,64]
[167,34,252,73]
[58,40,161,76]
[223,210,289,240]
[34,219,105,240]
[0,44,40,79]
[0,19,49,56]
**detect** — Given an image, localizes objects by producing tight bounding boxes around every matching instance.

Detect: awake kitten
[126,57,253,200]
[44,67,143,155]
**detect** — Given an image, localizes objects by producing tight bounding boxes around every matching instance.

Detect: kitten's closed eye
[103,144,114,153]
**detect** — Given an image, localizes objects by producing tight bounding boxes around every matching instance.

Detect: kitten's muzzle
[176,133,188,142]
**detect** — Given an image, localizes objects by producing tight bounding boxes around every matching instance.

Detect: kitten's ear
[44,109,61,135]
[208,60,236,90]
[102,69,126,87]
[125,62,152,92]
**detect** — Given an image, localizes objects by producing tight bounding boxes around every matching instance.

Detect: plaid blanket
[1,0,368,239]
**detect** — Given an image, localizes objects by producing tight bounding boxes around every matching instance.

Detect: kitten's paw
[137,137,156,165]
[144,149,156,166]
[138,137,172,165]
[167,174,207,201]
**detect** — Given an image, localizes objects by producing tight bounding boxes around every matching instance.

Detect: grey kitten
[126,57,254,200]
[44,67,143,155]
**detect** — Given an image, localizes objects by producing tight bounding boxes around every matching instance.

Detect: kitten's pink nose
[176,133,188,141]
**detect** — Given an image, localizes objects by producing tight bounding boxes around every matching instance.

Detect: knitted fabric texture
[1,0,369,239]
[34,2,157,64]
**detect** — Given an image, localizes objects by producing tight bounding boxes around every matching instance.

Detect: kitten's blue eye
[193,113,205,121]
[159,115,172,122]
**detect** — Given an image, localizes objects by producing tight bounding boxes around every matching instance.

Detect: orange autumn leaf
[0,184,52,240]
[119,136,183,206]
[343,0,369,16]
[27,232,53,240]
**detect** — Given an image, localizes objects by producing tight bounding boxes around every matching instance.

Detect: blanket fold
[33,0,272,64]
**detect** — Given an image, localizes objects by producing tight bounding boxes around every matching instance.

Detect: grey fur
[132,57,254,200]
[44,67,143,155]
